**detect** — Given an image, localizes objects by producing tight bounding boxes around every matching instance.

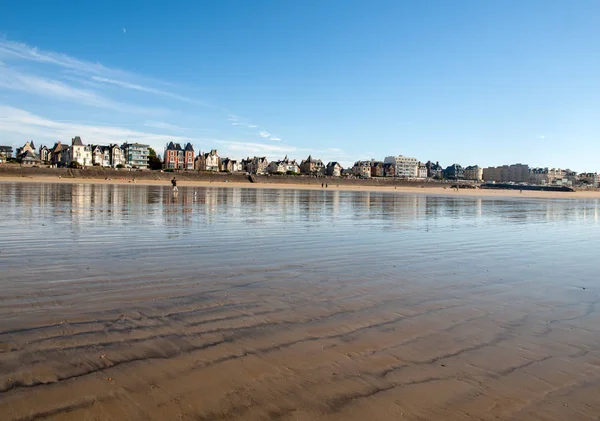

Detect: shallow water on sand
[1,182,600,421]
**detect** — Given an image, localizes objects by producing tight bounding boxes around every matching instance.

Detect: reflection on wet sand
[1,182,600,421]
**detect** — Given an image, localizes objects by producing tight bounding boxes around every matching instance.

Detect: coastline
[2,173,600,199]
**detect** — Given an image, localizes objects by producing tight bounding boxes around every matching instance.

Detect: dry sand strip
[1,175,599,199]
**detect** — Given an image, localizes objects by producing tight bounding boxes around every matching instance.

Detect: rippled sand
[1,183,600,420]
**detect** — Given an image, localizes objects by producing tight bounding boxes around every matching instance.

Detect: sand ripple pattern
[1,183,600,421]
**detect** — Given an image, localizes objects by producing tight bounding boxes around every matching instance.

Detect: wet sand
[2,174,600,199]
[1,183,600,420]
[2,274,599,421]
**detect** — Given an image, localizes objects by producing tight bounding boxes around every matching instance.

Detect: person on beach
[171,177,178,192]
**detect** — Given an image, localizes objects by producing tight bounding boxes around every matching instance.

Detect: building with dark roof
[16,141,41,166]
[444,163,464,180]
[183,143,195,170]
[300,155,325,175]
[164,142,184,169]
[326,162,342,177]
[17,150,41,166]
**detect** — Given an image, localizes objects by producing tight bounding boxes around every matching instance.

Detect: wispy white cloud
[143,120,217,133]
[257,130,283,142]
[0,64,163,115]
[537,134,546,139]
[0,39,108,74]
[144,120,185,131]
[229,114,281,140]
[0,38,216,110]
[0,38,287,149]
[91,76,209,106]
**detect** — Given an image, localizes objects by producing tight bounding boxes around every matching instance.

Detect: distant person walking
[171,177,178,192]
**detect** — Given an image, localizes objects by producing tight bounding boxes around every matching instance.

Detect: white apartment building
[92,146,111,167]
[71,136,92,167]
[110,144,126,167]
[204,149,220,171]
[384,155,418,178]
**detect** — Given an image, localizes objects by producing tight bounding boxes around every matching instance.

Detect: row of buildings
[163,144,457,181]
[163,142,345,176]
[2,138,150,169]
[482,163,598,187]
[2,139,599,187]
[347,157,485,181]
[348,159,599,187]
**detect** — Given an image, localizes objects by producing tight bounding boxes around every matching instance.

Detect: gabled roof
[184,143,194,152]
[303,156,324,166]
[53,142,70,153]
[327,161,341,167]
[19,150,40,161]
[72,136,84,146]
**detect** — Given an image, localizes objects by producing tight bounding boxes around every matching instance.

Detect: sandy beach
[2,262,599,421]
[2,174,600,199]
[2,182,600,421]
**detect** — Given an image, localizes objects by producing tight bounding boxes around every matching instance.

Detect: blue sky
[0,0,599,170]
